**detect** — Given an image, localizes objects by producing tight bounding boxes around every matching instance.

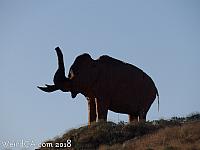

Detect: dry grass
[38,113,200,150]
[103,121,200,150]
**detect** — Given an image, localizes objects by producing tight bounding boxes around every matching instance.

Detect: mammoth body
[38,47,159,124]
[94,56,157,115]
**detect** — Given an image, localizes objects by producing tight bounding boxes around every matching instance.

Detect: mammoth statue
[38,47,159,125]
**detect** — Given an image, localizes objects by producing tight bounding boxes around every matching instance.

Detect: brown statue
[38,47,159,125]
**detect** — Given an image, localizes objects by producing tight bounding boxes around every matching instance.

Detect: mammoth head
[38,47,71,93]
[67,53,97,96]
[38,47,98,99]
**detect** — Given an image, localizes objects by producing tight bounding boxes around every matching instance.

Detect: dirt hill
[38,113,200,150]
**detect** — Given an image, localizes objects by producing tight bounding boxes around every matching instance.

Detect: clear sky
[1,0,200,149]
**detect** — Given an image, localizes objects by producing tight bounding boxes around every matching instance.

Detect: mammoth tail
[156,87,159,112]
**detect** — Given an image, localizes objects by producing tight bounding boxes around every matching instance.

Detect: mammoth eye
[69,69,75,79]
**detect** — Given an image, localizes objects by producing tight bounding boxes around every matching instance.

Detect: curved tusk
[37,84,58,92]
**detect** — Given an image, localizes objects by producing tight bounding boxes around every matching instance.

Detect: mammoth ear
[37,84,58,92]
[87,59,99,85]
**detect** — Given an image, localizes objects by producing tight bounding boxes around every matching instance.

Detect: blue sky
[1,0,200,149]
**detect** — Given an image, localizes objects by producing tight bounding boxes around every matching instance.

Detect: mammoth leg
[87,97,97,125]
[95,98,109,122]
[129,114,139,123]
[139,111,147,122]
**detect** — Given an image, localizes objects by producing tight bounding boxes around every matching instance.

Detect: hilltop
[38,113,200,150]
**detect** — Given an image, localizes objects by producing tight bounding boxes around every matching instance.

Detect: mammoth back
[97,55,144,75]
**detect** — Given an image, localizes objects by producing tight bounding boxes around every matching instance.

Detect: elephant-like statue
[38,47,159,124]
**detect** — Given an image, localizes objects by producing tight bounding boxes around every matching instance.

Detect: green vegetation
[39,113,200,150]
